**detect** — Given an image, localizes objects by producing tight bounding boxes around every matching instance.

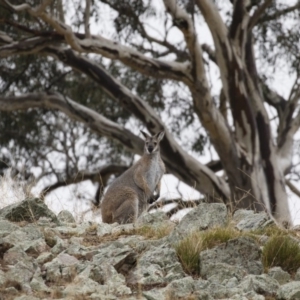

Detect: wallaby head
[140,130,165,155]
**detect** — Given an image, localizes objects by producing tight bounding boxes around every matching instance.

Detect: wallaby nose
[148,146,154,153]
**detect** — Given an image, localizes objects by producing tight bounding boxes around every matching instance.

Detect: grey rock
[6,260,35,286]
[3,246,34,266]
[129,244,185,285]
[97,222,113,236]
[207,284,242,299]
[63,265,131,298]
[277,281,300,299]
[235,211,271,231]
[2,224,43,249]
[14,296,40,300]
[233,209,255,222]
[238,274,279,295]
[21,238,48,255]
[30,276,50,293]
[90,263,131,296]
[137,211,169,225]
[36,251,54,264]
[50,236,68,254]
[143,287,167,300]
[92,241,137,273]
[169,203,227,242]
[268,266,291,284]
[111,223,135,235]
[44,253,79,282]
[0,269,6,286]
[200,236,263,278]
[0,198,58,223]
[295,267,300,281]
[0,219,20,238]
[53,222,90,236]
[57,210,76,223]
[205,263,246,284]
[166,277,212,300]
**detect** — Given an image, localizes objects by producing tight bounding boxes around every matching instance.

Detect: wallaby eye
[154,142,157,146]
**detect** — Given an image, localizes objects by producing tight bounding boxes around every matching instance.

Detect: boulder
[235,211,271,231]
[277,281,300,300]
[268,267,291,285]
[200,236,263,278]
[169,203,227,242]
[128,243,185,285]
[0,198,58,223]
[57,210,76,223]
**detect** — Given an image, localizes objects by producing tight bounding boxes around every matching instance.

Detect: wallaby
[101,131,165,224]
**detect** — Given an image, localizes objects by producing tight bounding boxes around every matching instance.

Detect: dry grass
[262,235,300,273]
[134,223,174,239]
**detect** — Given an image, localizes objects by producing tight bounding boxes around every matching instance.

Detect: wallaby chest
[143,155,164,191]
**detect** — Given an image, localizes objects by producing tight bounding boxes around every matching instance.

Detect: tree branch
[286,179,300,199]
[0,91,144,154]
[0,90,230,200]
[84,0,91,39]
[248,0,272,30]
[2,0,192,84]
[259,2,300,23]
[42,164,128,197]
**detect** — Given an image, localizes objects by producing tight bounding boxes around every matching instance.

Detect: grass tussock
[262,235,300,273]
[175,227,242,275]
[134,223,174,240]
[251,224,290,237]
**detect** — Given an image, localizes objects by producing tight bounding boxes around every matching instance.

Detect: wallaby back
[101,131,165,224]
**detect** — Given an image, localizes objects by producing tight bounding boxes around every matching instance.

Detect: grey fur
[101,131,165,224]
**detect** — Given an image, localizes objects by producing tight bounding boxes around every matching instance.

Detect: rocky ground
[0,198,300,300]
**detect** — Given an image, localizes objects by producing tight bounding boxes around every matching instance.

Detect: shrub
[262,235,300,273]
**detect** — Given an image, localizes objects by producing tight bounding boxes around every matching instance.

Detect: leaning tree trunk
[195,0,291,226]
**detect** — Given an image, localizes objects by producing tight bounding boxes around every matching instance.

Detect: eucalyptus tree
[0,0,299,226]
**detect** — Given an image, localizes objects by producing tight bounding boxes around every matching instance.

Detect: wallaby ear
[140,130,150,139]
[156,131,165,142]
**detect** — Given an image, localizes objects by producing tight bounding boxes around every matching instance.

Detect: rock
[1,201,300,300]
[169,203,227,242]
[63,265,131,298]
[277,281,300,299]
[128,243,185,285]
[204,262,246,284]
[97,222,113,236]
[57,210,76,223]
[235,211,271,231]
[136,211,169,225]
[92,241,137,274]
[233,209,255,222]
[2,224,44,249]
[268,267,291,284]
[200,236,263,278]
[166,277,212,299]
[295,268,300,281]
[14,296,40,300]
[0,219,20,238]
[238,274,279,295]
[0,198,58,223]
[44,253,79,282]
[0,269,6,286]
[90,263,131,296]
[36,251,54,264]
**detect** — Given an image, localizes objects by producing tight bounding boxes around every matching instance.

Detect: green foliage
[262,235,300,273]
